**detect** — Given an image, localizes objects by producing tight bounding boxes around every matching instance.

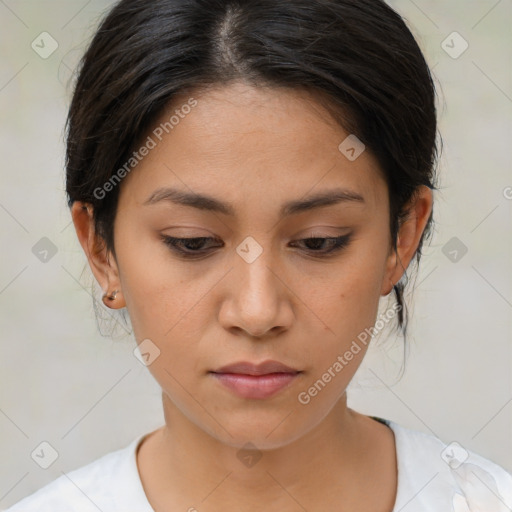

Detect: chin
[200,408,316,451]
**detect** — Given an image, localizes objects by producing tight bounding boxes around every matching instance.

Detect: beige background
[0,0,511,508]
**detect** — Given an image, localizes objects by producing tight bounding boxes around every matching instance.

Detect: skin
[72,81,432,511]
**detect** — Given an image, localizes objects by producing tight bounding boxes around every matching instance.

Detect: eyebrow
[144,186,365,217]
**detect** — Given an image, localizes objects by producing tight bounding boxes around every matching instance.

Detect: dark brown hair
[65,0,441,341]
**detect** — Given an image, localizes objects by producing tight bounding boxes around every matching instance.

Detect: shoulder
[3,434,150,512]
[384,419,512,511]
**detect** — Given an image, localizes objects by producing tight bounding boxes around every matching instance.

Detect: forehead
[119,81,387,213]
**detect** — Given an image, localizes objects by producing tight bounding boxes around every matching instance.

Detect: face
[75,81,428,449]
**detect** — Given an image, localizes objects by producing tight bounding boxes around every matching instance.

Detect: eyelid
[301,229,349,238]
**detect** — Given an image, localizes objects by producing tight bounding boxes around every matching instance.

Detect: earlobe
[381,249,398,296]
[70,201,126,309]
[381,278,396,297]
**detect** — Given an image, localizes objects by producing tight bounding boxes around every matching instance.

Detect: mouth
[209,360,302,399]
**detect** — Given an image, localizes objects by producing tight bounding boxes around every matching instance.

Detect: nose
[218,247,294,339]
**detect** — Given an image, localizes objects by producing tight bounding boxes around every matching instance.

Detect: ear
[381,185,433,296]
[71,201,126,309]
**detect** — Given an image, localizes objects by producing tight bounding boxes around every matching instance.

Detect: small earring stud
[102,289,119,303]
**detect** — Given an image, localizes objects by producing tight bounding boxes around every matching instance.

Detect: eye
[161,236,223,258]
[289,235,352,256]
[161,234,352,259]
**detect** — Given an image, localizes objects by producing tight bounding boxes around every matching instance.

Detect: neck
[137,392,396,511]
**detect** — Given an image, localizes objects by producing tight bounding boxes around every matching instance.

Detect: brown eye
[289,235,351,256]
[161,236,223,257]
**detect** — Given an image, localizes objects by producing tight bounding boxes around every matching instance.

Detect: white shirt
[4,419,512,511]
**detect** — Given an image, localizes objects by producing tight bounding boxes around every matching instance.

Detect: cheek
[114,225,188,338]
[318,255,386,336]
[300,244,388,376]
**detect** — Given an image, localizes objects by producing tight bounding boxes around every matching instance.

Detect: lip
[210,360,302,399]
[213,360,300,375]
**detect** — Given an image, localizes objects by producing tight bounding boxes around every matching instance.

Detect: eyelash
[160,234,351,259]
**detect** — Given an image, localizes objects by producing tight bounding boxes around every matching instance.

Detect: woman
[6,0,511,510]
